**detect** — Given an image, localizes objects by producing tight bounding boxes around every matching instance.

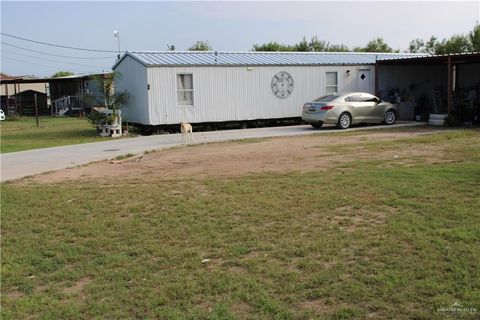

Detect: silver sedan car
[302,92,399,129]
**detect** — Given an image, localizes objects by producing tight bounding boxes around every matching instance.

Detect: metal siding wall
[378,65,447,92]
[113,56,149,124]
[146,65,373,125]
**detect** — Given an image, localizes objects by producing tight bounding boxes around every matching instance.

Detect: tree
[435,34,471,54]
[327,44,350,52]
[252,41,296,51]
[295,37,309,51]
[425,36,438,54]
[52,71,74,78]
[188,41,213,51]
[408,36,437,54]
[355,38,398,53]
[469,23,480,51]
[408,24,479,54]
[306,37,349,52]
[253,36,350,52]
[86,72,129,120]
[308,36,329,52]
[408,38,425,53]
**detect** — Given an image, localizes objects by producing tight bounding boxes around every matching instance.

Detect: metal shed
[112,51,422,127]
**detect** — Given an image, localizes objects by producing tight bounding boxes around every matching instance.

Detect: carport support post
[17,83,22,114]
[34,93,39,128]
[447,56,452,114]
[5,83,10,113]
[14,81,18,114]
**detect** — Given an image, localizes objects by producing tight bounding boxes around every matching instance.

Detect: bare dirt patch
[4,290,24,300]
[230,301,255,317]
[332,205,394,233]
[24,128,447,184]
[62,277,90,295]
[300,298,339,314]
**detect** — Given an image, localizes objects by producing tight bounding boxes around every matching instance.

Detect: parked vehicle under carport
[302,92,399,129]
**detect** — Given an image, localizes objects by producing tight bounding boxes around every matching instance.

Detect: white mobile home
[112,51,419,128]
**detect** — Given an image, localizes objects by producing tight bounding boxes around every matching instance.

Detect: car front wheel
[337,112,351,129]
[384,110,397,125]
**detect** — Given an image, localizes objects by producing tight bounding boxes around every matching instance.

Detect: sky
[1,1,479,77]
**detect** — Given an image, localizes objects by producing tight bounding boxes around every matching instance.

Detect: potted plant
[428,87,448,126]
[85,72,129,137]
[86,110,109,136]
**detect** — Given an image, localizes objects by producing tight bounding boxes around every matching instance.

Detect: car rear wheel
[337,112,351,129]
[311,122,323,129]
[384,110,397,125]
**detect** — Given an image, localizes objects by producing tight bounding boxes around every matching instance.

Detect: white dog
[180,121,193,144]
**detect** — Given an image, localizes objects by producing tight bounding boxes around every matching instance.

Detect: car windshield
[313,94,341,102]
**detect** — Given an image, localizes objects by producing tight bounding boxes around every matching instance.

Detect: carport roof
[0,72,112,85]
[376,51,480,65]
[113,51,426,68]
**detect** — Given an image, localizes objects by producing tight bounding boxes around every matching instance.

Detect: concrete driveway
[1,122,424,182]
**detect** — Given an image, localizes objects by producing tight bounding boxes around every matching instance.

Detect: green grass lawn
[0,117,109,153]
[1,130,480,319]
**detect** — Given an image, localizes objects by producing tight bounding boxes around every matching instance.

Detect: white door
[357,69,372,93]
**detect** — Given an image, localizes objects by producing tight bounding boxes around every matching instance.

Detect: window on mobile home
[325,72,338,94]
[177,74,193,105]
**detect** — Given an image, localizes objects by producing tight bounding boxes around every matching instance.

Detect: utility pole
[34,93,39,128]
[113,30,121,60]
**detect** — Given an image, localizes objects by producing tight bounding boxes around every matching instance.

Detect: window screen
[177,74,193,105]
[325,72,338,94]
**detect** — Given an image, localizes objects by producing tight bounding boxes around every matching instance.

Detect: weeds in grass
[114,153,135,161]
[234,138,270,144]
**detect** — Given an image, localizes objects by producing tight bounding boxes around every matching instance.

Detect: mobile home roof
[113,51,426,68]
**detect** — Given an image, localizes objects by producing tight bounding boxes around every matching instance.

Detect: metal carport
[375,52,480,122]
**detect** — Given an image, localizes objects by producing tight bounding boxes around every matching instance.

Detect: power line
[1,32,118,53]
[1,49,110,68]
[1,42,116,59]
[2,55,79,72]
[1,56,102,73]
